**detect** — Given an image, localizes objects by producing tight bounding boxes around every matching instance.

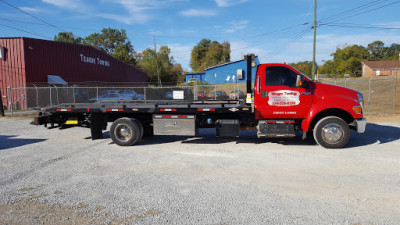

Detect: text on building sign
[80,54,110,67]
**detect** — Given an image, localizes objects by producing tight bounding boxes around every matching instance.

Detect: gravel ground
[0,118,400,224]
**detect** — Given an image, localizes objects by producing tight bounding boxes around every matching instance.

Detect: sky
[1,0,400,71]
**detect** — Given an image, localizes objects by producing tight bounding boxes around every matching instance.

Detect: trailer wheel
[110,118,140,146]
[132,119,143,140]
[313,116,350,149]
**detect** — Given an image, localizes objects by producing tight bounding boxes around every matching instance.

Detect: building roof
[362,61,400,69]
[205,56,258,71]
[185,72,205,76]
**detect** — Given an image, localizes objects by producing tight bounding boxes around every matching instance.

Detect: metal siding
[23,38,147,85]
[185,73,205,83]
[0,38,26,109]
[203,57,259,84]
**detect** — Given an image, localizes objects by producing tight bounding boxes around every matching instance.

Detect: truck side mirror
[296,75,302,87]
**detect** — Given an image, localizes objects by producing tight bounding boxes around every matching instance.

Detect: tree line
[55,30,230,84]
[56,29,400,81]
[290,41,400,78]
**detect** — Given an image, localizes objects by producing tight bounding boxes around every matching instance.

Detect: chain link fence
[2,78,398,115]
[319,77,399,115]
[1,83,248,113]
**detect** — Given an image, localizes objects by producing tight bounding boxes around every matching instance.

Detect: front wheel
[313,116,350,149]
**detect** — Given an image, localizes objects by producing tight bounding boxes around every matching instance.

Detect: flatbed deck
[39,100,252,115]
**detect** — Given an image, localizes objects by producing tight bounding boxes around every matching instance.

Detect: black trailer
[34,100,256,146]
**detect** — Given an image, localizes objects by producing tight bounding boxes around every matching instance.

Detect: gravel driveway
[1,118,400,224]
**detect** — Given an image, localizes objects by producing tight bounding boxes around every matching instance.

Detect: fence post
[73,86,76,103]
[8,76,13,115]
[0,88,4,116]
[214,85,217,100]
[96,86,99,102]
[144,87,147,101]
[194,84,197,100]
[368,78,372,114]
[55,85,59,105]
[394,68,398,115]
[49,86,52,106]
[33,84,39,107]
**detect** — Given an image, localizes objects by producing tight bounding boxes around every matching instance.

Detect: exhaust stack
[245,54,255,104]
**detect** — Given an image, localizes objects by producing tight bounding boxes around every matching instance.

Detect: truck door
[254,64,314,119]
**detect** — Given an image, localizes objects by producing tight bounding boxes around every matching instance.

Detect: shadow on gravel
[129,123,400,148]
[0,135,47,150]
[131,129,315,146]
[345,123,400,148]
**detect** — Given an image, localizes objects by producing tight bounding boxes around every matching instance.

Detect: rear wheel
[313,116,350,149]
[110,118,141,146]
[132,119,143,140]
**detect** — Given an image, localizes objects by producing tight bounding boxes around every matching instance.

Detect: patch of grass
[77,203,89,209]
[29,193,49,199]
[145,210,162,215]
[18,187,35,192]
[53,191,62,195]
[95,205,104,211]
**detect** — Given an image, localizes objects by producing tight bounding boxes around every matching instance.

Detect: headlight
[358,92,364,113]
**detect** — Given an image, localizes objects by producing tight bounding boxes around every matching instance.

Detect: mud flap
[90,113,104,140]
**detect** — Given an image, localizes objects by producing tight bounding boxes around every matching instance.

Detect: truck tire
[313,116,350,149]
[132,119,143,140]
[110,118,141,146]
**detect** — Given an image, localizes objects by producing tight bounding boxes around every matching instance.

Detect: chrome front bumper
[354,118,367,133]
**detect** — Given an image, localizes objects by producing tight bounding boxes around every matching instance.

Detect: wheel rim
[114,124,132,142]
[321,123,344,144]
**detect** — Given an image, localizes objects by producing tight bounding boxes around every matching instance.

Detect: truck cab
[253,63,366,148]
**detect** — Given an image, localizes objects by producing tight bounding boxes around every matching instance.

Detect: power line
[0,23,52,39]
[319,0,400,24]
[320,23,400,30]
[319,0,389,23]
[326,1,400,24]
[0,0,66,32]
[230,23,310,42]
[268,27,312,57]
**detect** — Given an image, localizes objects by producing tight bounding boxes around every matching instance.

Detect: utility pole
[154,36,161,86]
[312,0,317,80]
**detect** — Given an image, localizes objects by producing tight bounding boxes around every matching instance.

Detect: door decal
[268,90,300,106]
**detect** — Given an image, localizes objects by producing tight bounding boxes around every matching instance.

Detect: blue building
[185,56,260,84]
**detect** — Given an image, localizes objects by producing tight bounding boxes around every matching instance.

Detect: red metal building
[0,37,147,109]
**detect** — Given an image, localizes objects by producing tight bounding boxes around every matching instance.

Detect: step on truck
[34,54,366,148]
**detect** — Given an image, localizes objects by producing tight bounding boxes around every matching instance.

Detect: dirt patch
[365,114,400,123]
[1,111,38,120]
[0,199,140,225]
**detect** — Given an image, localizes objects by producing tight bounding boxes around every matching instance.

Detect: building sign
[268,90,300,106]
[80,54,110,67]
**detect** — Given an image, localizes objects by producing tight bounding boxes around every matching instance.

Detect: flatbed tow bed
[39,99,251,114]
[35,99,256,144]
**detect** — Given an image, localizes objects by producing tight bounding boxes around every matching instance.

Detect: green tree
[54,32,82,44]
[83,28,136,65]
[367,40,386,60]
[320,41,400,77]
[137,45,184,84]
[319,60,338,77]
[330,45,370,77]
[289,61,314,76]
[385,43,400,60]
[190,39,230,72]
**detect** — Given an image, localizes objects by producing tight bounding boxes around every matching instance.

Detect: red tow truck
[34,55,366,148]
